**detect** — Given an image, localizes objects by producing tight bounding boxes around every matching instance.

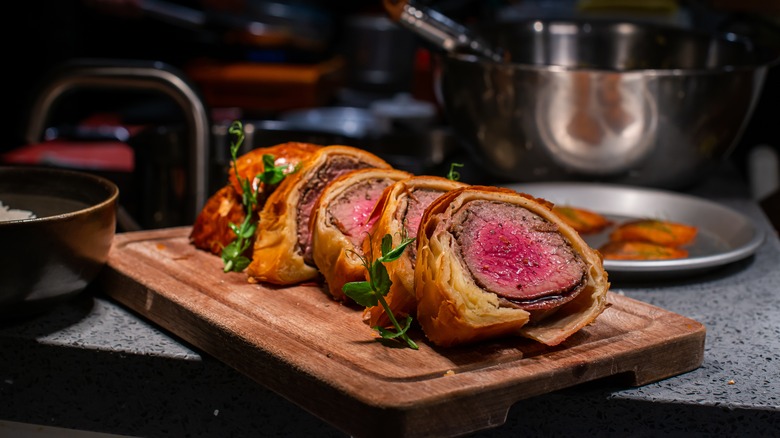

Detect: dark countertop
[2,166,779,437]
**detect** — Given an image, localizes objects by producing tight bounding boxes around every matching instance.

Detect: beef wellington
[246,145,391,285]
[190,142,320,256]
[415,186,609,347]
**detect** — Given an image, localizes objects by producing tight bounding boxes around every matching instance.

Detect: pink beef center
[403,189,441,238]
[452,201,586,302]
[328,178,393,248]
[401,189,442,262]
[297,157,374,264]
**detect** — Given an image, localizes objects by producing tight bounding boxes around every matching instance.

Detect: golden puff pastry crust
[190,184,245,256]
[361,175,468,327]
[414,186,609,347]
[190,142,320,256]
[228,142,321,201]
[246,145,392,285]
[311,168,413,301]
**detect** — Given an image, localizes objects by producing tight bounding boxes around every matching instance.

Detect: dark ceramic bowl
[0,166,118,318]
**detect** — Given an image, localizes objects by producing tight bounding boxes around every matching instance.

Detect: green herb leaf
[379,236,416,263]
[342,281,377,307]
[380,234,393,257]
[370,262,392,297]
[239,222,256,239]
[222,241,248,273]
[341,233,419,349]
[259,154,287,186]
[447,162,464,181]
[232,256,252,272]
[262,154,276,169]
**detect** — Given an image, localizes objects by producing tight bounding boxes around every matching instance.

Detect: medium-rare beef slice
[327,177,396,249]
[296,155,374,265]
[399,188,442,262]
[450,200,587,311]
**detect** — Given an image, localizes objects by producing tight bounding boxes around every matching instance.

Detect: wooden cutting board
[99,227,706,438]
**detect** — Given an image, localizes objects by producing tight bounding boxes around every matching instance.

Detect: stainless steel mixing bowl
[438,19,778,188]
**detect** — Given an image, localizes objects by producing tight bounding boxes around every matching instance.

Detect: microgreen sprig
[447,162,464,181]
[221,121,290,273]
[342,234,418,350]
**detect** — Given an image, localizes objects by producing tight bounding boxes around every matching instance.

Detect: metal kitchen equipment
[383,0,503,62]
[24,59,210,227]
[385,1,779,188]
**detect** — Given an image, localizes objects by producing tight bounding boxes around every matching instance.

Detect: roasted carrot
[608,219,697,247]
[599,241,689,260]
[553,205,613,234]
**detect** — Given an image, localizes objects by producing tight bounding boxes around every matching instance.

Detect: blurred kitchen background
[3,0,779,230]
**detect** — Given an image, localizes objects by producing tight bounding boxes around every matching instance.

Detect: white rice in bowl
[0,200,36,221]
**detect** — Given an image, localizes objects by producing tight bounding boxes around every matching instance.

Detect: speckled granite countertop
[2,171,779,437]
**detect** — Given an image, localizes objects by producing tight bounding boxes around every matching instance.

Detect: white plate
[502,182,765,280]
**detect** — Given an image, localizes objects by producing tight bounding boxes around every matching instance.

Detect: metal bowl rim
[445,51,775,75]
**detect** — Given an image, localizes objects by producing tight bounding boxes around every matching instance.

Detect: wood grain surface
[99,227,706,438]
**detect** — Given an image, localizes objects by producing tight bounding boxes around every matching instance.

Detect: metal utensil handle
[383,0,503,62]
[24,59,210,223]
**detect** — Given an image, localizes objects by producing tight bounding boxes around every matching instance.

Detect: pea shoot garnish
[221,121,290,273]
[447,162,464,181]
[342,234,419,350]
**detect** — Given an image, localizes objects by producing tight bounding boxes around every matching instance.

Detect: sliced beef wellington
[190,142,320,256]
[415,186,609,347]
[361,176,468,327]
[311,168,413,301]
[247,145,392,285]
